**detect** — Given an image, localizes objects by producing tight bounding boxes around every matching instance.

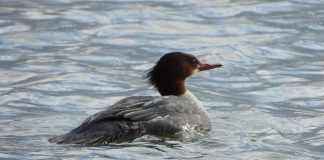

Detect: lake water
[0,0,323,159]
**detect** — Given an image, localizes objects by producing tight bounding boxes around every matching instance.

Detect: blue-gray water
[0,0,324,159]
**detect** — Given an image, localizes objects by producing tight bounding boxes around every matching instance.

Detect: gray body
[49,91,211,145]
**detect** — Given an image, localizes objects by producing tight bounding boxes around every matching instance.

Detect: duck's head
[146,52,222,96]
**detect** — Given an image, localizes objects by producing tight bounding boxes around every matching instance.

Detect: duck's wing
[87,95,197,122]
[49,96,161,145]
[48,96,198,145]
[80,96,158,124]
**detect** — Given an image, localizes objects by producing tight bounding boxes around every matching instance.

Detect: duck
[49,52,222,145]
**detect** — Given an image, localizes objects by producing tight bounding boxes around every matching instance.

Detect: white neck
[180,90,204,109]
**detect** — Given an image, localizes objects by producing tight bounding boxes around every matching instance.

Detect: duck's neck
[156,79,186,96]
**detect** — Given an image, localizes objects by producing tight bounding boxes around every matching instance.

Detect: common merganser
[49,52,222,145]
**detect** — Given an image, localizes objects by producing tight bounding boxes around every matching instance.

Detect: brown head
[146,52,222,96]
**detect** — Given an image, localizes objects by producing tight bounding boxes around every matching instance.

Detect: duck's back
[49,91,211,145]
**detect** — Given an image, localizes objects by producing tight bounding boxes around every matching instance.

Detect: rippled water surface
[1,0,324,159]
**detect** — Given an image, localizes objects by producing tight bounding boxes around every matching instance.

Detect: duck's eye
[192,59,198,64]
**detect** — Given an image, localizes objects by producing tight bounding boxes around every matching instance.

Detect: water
[0,0,323,159]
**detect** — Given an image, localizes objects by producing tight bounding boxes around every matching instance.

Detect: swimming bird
[49,52,222,145]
